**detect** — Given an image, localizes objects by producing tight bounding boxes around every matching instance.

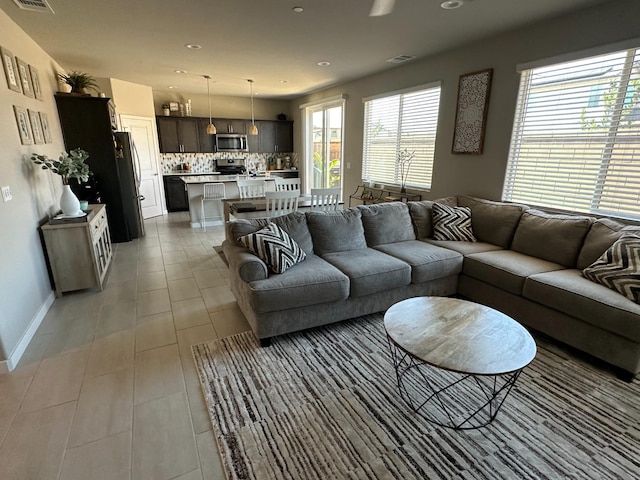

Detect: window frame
[362,81,442,191]
[503,45,640,221]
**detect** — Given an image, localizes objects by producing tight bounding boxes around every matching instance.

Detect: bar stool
[200,183,225,231]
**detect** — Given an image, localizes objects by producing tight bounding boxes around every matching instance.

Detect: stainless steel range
[215,158,246,175]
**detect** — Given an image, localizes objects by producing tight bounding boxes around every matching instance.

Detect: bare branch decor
[452,68,493,154]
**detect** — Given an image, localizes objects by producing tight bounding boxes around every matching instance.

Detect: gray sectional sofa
[222,196,640,380]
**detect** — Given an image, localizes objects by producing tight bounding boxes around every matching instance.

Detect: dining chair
[199,183,226,231]
[274,177,301,192]
[236,178,266,199]
[265,189,300,217]
[310,187,341,211]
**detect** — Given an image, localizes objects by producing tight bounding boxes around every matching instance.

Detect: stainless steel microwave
[215,134,248,152]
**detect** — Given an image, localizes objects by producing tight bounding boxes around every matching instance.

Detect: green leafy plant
[31,149,92,185]
[57,71,99,94]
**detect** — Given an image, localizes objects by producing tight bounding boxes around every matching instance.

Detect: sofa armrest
[222,240,269,283]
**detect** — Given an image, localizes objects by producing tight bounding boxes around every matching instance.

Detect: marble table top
[384,297,536,375]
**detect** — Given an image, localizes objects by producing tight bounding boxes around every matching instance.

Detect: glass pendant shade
[207,123,217,134]
[249,123,258,135]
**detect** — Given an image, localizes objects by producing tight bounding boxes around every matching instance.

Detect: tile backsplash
[161,152,298,174]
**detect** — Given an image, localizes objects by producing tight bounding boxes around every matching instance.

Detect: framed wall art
[1,46,22,93]
[13,105,33,145]
[28,109,44,144]
[452,68,493,154]
[29,64,42,100]
[39,111,52,143]
[16,57,34,98]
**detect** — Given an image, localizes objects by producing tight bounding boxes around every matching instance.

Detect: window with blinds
[503,47,640,221]
[362,83,441,190]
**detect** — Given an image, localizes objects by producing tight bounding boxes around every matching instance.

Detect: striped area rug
[192,314,640,480]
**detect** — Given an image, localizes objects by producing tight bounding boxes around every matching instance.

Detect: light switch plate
[1,186,13,202]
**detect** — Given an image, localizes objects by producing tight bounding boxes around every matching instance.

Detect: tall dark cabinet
[54,94,137,243]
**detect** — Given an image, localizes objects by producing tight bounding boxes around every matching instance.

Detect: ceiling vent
[12,0,54,13]
[386,55,416,64]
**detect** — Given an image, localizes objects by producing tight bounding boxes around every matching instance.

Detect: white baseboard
[0,290,55,373]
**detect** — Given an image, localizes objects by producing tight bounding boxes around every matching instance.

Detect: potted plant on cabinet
[31,149,92,216]
[57,71,99,95]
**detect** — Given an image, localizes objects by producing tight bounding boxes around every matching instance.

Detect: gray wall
[291,0,640,203]
[0,10,68,365]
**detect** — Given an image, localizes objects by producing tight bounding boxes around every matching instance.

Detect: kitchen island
[180,174,277,228]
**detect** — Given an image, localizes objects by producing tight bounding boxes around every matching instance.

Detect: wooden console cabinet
[41,204,113,297]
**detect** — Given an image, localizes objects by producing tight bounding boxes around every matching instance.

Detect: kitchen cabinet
[41,204,113,297]
[198,119,215,152]
[213,118,246,134]
[157,117,200,153]
[55,94,138,243]
[163,175,189,212]
[256,120,293,153]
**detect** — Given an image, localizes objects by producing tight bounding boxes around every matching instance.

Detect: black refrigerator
[55,94,144,243]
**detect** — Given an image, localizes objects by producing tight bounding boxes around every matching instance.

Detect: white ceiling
[1,0,610,99]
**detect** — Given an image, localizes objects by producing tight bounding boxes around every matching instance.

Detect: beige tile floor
[0,212,249,480]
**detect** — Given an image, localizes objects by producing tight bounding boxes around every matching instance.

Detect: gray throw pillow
[306,208,366,255]
[239,223,306,274]
[432,203,477,242]
[583,234,640,304]
[358,202,415,246]
[511,210,592,267]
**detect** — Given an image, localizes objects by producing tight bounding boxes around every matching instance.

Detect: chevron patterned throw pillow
[432,202,477,242]
[583,234,640,304]
[239,223,306,274]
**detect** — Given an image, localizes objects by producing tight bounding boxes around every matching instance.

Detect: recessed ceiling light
[185,44,202,49]
[174,69,187,74]
[317,61,331,67]
[441,0,464,9]
[168,85,177,89]
[280,80,289,83]
[292,6,303,13]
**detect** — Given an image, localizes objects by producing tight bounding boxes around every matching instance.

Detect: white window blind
[362,84,441,190]
[503,47,640,221]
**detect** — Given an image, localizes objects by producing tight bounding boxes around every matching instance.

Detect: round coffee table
[384,296,536,430]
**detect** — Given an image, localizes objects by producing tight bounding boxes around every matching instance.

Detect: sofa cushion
[432,203,477,242]
[306,208,366,255]
[511,210,592,267]
[464,250,566,295]
[407,197,457,239]
[358,202,415,246]
[577,218,640,270]
[226,211,314,254]
[425,239,503,256]
[524,269,640,343]
[322,248,411,297]
[239,223,306,274]
[582,235,640,304]
[247,254,349,314]
[374,240,462,284]
[456,195,527,248]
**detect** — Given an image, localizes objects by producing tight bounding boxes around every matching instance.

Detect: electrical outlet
[346,162,351,169]
[1,186,12,202]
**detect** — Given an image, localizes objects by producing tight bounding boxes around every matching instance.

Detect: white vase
[60,184,81,216]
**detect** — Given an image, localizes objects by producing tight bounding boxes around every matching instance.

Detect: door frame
[119,114,167,217]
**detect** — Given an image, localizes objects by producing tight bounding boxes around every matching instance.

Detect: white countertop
[180,175,277,184]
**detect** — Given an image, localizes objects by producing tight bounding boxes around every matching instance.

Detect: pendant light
[204,75,216,135]
[248,79,258,135]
